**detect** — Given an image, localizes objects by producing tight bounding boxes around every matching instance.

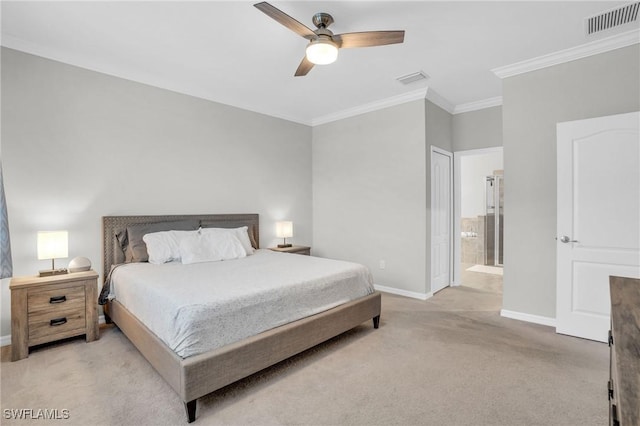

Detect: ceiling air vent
[396,71,429,85]
[586,2,639,35]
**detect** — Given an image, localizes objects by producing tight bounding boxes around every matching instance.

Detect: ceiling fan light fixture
[305,38,338,65]
[255,2,404,76]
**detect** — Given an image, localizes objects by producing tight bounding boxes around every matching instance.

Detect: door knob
[558,235,578,243]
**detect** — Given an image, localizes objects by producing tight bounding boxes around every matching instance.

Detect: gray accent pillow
[247,225,258,249]
[123,220,199,263]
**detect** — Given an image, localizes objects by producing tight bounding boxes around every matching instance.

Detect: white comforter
[109,249,374,358]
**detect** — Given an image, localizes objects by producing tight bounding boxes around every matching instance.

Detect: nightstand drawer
[27,285,85,315]
[28,307,86,343]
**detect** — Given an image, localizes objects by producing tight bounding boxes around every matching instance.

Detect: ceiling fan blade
[334,31,405,49]
[294,56,314,77]
[254,2,316,40]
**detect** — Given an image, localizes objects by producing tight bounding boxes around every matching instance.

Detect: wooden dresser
[609,276,640,426]
[10,270,99,361]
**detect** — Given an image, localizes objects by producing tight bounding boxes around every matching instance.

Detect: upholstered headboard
[102,214,259,280]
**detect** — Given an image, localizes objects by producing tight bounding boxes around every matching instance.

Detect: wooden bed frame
[102,214,381,423]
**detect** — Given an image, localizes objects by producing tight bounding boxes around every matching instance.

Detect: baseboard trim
[1,315,107,347]
[374,285,432,301]
[500,309,556,328]
[0,334,11,347]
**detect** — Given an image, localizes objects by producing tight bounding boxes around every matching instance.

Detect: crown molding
[2,37,434,128]
[425,88,455,114]
[453,96,503,115]
[492,29,640,79]
[2,35,493,126]
[311,88,429,126]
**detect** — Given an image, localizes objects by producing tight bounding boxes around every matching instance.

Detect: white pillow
[179,231,246,265]
[199,226,254,255]
[143,230,197,264]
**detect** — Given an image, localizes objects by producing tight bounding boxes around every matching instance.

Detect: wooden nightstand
[269,245,311,256]
[10,270,99,361]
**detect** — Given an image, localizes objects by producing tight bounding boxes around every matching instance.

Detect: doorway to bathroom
[453,147,504,294]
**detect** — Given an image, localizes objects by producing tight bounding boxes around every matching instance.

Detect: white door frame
[452,147,503,286]
[430,146,453,294]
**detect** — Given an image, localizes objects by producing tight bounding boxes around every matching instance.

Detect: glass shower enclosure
[485,174,504,266]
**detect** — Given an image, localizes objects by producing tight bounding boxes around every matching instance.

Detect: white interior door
[556,111,640,342]
[431,147,452,294]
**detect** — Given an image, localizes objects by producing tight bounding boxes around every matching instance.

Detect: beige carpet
[466,265,504,276]
[1,285,608,426]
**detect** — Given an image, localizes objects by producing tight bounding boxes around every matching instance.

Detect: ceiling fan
[254,2,405,77]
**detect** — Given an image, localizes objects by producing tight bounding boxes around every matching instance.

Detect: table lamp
[37,230,68,277]
[276,221,293,248]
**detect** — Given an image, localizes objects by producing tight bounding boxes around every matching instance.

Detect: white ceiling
[2,1,638,125]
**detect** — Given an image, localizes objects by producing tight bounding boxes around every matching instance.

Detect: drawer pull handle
[49,295,67,304]
[50,317,67,327]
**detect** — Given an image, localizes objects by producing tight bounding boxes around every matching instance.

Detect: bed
[101,214,381,423]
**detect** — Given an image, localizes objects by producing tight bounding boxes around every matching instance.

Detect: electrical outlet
[379,260,386,269]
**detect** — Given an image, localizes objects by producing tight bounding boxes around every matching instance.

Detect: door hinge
[609,330,614,346]
[611,403,619,426]
[608,380,614,400]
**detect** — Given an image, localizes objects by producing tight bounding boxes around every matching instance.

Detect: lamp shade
[305,38,338,65]
[37,231,68,260]
[276,221,293,239]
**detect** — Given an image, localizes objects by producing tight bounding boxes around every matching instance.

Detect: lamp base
[39,268,68,277]
[277,244,292,248]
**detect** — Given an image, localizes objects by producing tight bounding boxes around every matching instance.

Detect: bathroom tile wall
[461,216,485,264]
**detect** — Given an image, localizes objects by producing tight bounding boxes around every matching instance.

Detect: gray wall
[502,45,640,319]
[312,100,428,295]
[450,107,503,287]
[311,99,453,297]
[0,48,312,338]
[453,106,503,152]
[425,100,453,292]
[426,100,453,152]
